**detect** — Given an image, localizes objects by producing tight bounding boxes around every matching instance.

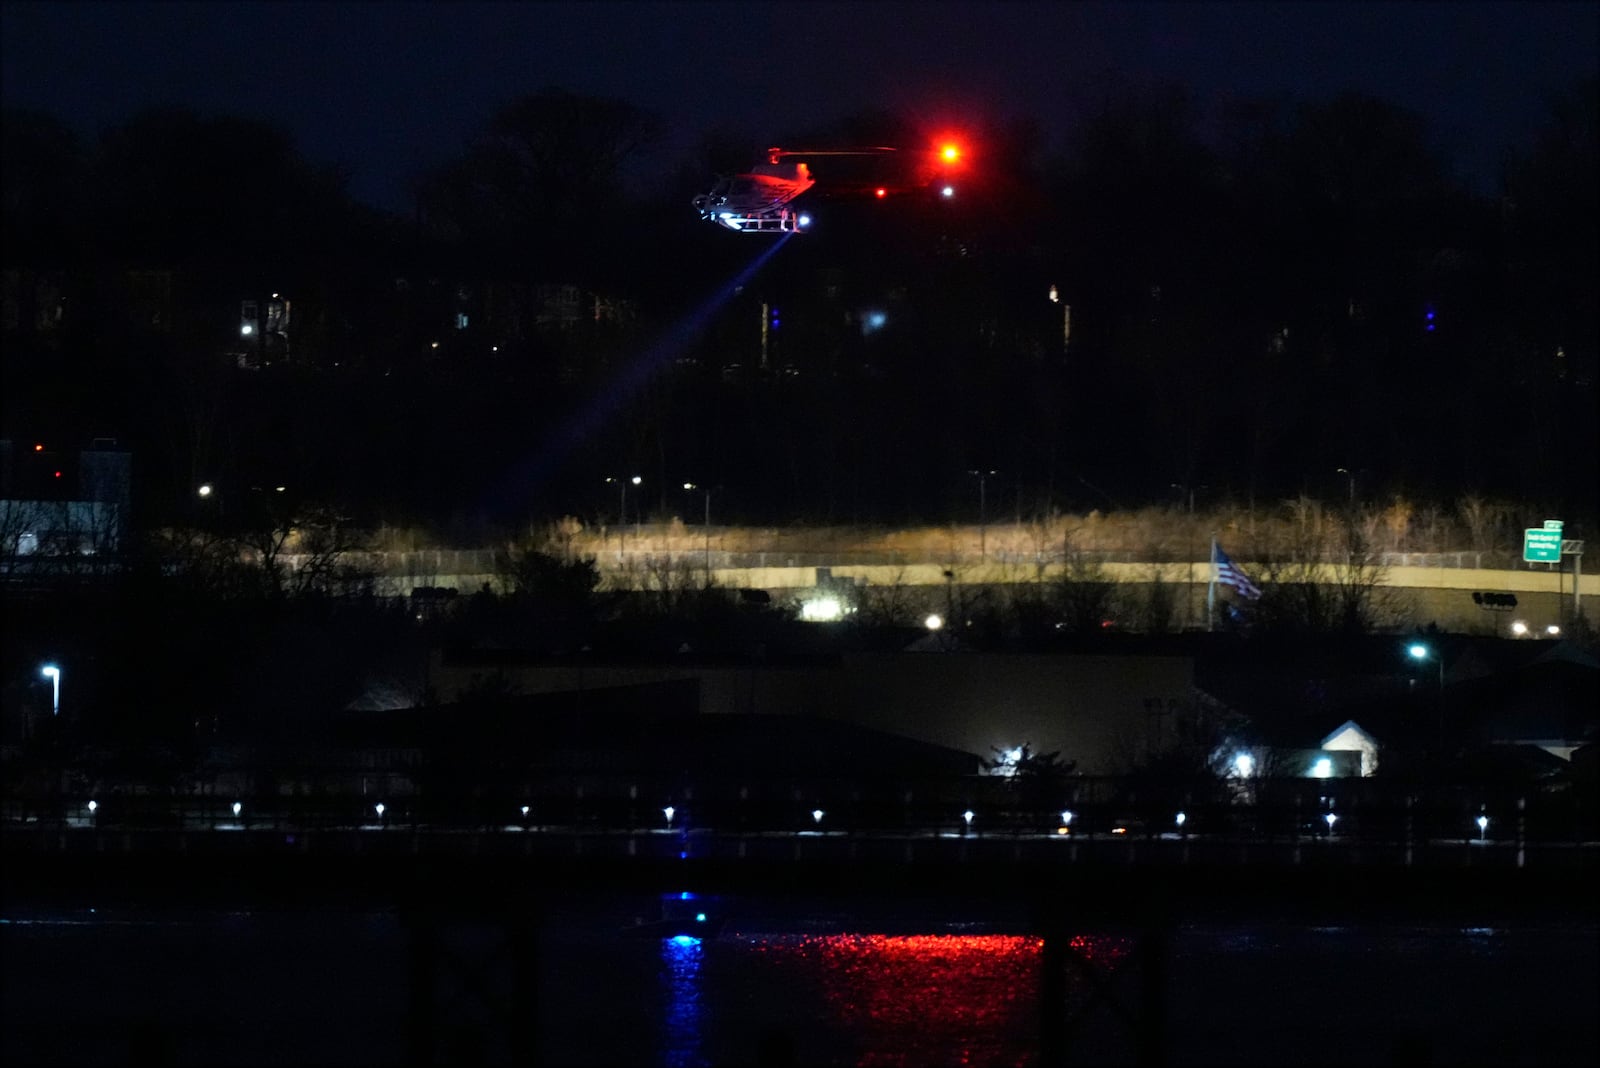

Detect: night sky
[3,0,1595,213]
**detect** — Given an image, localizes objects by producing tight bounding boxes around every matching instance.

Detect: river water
[2,894,1594,1066]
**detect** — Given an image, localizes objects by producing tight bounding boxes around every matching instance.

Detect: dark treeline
[2,83,1595,533]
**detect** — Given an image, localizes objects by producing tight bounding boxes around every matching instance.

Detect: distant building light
[1546,624,1561,636]
[430,341,439,349]
[197,484,213,498]
[1234,752,1255,778]
[924,613,943,630]
[240,324,254,336]
[800,597,844,622]
[1311,757,1333,779]
[1510,620,1529,636]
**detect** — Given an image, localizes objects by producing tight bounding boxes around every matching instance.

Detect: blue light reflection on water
[660,935,705,1068]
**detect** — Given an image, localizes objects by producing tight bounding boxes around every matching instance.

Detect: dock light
[87,800,97,814]
[1233,752,1255,778]
[232,801,242,818]
[812,809,824,824]
[1325,812,1338,831]
[1175,811,1187,828]
[664,805,675,826]
[1312,757,1333,779]
[374,802,385,818]
[1476,814,1489,839]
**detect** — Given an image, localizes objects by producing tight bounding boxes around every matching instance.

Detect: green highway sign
[1524,528,1562,563]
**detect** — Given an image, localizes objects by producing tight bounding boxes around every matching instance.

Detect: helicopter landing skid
[705,208,809,233]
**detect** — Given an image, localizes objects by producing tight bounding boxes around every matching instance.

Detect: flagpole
[1207,536,1218,632]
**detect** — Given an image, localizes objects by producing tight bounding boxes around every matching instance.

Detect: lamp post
[1335,468,1356,508]
[968,470,997,560]
[684,482,713,585]
[1408,642,1445,740]
[606,475,642,553]
[40,664,60,717]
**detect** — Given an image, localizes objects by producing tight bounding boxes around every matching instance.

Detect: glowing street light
[1060,810,1074,827]
[1324,812,1339,833]
[521,805,530,818]
[1511,620,1529,636]
[40,663,60,716]
[374,802,386,820]
[231,801,242,818]
[663,805,675,827]
[962,809,974,828]
[1311,757,1333,779]
[197,483,213,498]
[1175,811,1187,828]
[1476,814,1490,840]
[1233,752,1255,778]
[87,799,98,815]
[812,808,824,825]
[924,613,944,631]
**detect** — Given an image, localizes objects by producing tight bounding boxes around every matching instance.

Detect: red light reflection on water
[747,932,1128,1066]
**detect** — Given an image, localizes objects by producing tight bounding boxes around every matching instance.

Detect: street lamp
[968,470,997,560]
[1335,468,1356,508]
[663,805,675,828]
[1408,642,1445,739]
[40,664,60,716]
[606,476,642,551]
[812,808,824,826]
[684,482,714,584]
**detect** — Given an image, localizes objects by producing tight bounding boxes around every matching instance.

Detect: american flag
[1214,542,1262,600]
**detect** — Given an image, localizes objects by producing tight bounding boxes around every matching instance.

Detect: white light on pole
[812,809,824,825]
[1175,811,1187,828]
[374,802,385,819]
[232,801,242,818]
[1476,814,1489,840]
[87,800,98,814]
[1311,757,1333,779]
[197,483,213,498]
[1233,752,1255,778]
[962,809,974,827]
[40,664,60,716]
[1325,812,1339,832]
[924,613,944,631]
[663,805,675,827]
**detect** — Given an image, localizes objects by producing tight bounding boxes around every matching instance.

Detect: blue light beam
[489,232,795,506]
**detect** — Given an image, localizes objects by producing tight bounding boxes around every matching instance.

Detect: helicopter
[692,141,966,233]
